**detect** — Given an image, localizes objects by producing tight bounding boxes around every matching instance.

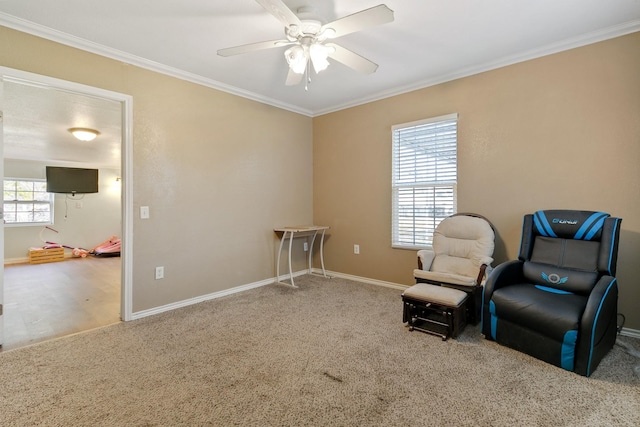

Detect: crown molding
[0,12,314,117]
[313,20,640,116]
[1,12,638,118]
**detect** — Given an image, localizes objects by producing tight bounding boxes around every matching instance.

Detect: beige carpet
[0,274,639,426]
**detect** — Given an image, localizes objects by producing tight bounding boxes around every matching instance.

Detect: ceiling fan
[217,0,394,88]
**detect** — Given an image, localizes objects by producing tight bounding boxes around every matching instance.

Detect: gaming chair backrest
[518,210,621,295]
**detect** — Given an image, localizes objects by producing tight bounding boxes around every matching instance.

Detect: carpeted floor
[0,274,638,426]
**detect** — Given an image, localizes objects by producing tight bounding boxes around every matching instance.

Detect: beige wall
[313,32,640,329]
[2,25,638,330]
[0,27,313,312]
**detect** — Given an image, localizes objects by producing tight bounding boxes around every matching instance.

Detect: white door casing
[0,77,4,345]
[0,67,134,332]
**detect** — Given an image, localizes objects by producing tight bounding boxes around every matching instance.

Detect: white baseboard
[315,268,409,291]
[4,257,29,265]
[620,328,640,339]
[130,269,308,320]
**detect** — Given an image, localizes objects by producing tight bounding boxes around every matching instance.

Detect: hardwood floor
[1,256,121,351]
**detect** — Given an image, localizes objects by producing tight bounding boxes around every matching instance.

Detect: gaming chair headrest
[532,210,610,241]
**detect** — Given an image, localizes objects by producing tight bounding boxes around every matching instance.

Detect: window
[392,113,457,249]
[3,178,54,226]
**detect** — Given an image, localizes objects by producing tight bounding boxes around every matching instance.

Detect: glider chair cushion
[413,213,495,324]
[481,210,622,377]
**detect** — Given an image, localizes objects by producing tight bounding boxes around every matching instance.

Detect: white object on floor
[274,225,329,287]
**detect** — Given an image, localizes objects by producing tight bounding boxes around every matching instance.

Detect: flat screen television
[46,166,99,194]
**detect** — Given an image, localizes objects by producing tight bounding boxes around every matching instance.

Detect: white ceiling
[1,1,639,165]
[3,81,122,169]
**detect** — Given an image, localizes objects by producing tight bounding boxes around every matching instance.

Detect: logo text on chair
[552,218,578,225]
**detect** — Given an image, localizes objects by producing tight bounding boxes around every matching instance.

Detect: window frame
[391,113,458,250]
[3,177,55,227]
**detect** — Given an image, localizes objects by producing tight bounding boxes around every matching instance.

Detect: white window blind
[392,113,458,248]
[3,178,54,226]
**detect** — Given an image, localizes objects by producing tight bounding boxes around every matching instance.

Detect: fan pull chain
[304,58,310,91]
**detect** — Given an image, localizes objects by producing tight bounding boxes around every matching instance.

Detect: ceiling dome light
[69,127,100,141]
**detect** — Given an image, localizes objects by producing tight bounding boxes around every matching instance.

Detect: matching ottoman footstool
[402,283,469,340]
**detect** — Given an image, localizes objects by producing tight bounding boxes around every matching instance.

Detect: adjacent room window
[3,178,54,226]
[391,113,458,249]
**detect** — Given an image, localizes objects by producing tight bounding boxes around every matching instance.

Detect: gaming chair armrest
[575,276,619,376]
[481,260,524,338]
[483,260,524,297]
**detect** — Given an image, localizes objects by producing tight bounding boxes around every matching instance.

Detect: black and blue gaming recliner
[481,210,622,376]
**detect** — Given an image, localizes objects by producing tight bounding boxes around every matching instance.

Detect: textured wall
[0,26,313,313]
[2,25,638,329]
[313,32,640,329]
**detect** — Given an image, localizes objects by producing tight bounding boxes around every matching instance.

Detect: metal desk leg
[287,230,297,287]
[308,230,318,274]
[319,228,327,277]
[276,230,287,284]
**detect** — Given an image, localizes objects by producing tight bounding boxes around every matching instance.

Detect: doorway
[0,67,133,348]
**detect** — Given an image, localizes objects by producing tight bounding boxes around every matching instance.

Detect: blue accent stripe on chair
[489,301,497,340]
[533,211,557,237]
[586,279,616,376]
[561,330,578,371]
[607,219,620,273]
[535,285,573,295]
[574,212,608,240]
[584,215,608,240]
[573,212,609,240]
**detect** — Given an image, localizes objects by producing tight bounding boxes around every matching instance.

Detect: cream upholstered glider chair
[412,213,495,324]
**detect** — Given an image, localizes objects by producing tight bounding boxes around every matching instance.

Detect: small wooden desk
[274,225,329,287]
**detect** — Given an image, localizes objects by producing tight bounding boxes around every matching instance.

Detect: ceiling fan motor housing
[218,2,395,85]
[286,6,326,39]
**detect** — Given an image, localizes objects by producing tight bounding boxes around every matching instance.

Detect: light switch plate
[140,206,150,219]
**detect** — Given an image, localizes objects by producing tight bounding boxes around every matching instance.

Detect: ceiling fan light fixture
[310,43,330,73]
[69,127,100,141]
[285,45,307,74]
[218,3,394,87]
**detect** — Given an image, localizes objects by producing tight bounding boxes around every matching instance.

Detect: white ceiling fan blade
[326,43,378,74]
[285,68,304,86]
[321,4,394,39]
[217,40,291,57]
[255,0,302,28]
